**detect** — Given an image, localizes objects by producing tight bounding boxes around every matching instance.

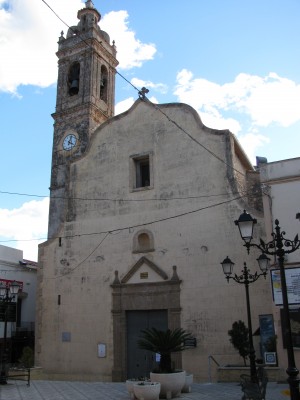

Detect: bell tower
[48,1,118,238]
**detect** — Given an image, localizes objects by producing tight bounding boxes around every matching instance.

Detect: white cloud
[0,197,49,261]
[131,77,168,94]
[115,97,135,115]
[115,95,158,115]
[237,132,270,164]
[236,73,300,127]
[148,96,158,104]
[174,69,300,162]
[174,69,300,129]
[101,11,156,70]
[0,1,156,94]
[0,0,84,94]
[200,110,242,135]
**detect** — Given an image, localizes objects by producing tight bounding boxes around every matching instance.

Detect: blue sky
[0,0,299,260]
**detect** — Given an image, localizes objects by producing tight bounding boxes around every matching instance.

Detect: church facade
[36,2,274,382]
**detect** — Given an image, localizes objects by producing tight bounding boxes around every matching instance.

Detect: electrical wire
[0,189,249,202]
[53,232,110,278]
[0,194,246,244]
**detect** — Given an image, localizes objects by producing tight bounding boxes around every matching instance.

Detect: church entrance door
[126,310,168,379]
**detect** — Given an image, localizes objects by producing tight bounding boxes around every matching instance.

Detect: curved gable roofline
[92,97,230,136]
[89,98,254,172]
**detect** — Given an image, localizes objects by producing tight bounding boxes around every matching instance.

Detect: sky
[0,0,299,261]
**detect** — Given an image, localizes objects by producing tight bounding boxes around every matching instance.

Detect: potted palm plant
[137,327,194,399]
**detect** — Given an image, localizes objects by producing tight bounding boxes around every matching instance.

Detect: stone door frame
[111,279,182,381]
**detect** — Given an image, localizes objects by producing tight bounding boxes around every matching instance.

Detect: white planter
[150,371,185,399]
[182,373,193,393]
[126,380,144,399]
[133,382,161,400]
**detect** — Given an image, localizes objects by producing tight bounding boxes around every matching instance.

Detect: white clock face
[63,134,77,151]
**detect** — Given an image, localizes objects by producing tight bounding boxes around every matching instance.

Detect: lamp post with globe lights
[235,210,300,400]
[221,255,270,383]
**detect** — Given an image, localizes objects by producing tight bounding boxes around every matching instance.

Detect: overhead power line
[0,194,246,244]
[0,189,249,202]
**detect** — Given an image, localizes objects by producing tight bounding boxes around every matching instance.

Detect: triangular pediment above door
[121,256,168,284]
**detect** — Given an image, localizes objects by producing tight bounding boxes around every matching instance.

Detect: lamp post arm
[230,272,266,284]
[227,263,266,285]
[245,222,300,257]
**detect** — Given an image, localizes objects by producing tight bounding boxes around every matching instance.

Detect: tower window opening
[68,62,80,96]
[100,65,108,102]
[82,15,86,31]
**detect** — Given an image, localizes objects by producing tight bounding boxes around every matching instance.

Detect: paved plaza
[0,380,290,400]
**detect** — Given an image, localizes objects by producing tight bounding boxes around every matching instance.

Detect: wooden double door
[126,310,168,379]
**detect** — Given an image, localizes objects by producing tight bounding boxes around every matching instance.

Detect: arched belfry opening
[100,65,108,102]
[68,62,80,96]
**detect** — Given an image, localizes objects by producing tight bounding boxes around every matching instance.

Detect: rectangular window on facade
[135,157,150,188]
[130,153,153,191]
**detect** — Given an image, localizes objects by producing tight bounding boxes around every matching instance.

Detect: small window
[138,233,150,250]
[132,230,154,253]
[130,152,153,191]
[135,157,150,188]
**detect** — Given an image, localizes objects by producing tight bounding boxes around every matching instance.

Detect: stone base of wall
[217,366,284,382]
[29,367,111,382]
[30,366,286,383]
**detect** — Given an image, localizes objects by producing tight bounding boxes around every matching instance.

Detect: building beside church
[260,157,300,371]
[0,244,37,363]
[36,1,275,382]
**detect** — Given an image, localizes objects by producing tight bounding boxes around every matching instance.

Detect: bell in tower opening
[68,62,80,96]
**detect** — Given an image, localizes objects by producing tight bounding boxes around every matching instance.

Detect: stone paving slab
[0,380,290,400]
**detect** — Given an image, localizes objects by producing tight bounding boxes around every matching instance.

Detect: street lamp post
[221,255,269,383]
[0,280,20,385]
[235,210,300,400]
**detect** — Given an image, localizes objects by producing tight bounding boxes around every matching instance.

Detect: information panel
[271,268,300,305]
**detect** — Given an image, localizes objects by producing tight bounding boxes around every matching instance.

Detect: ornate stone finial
[58,31,65,43]
[85,0,94,8]
[138,87,149,100]
[170,265,180,281]
[113,270,121,285]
